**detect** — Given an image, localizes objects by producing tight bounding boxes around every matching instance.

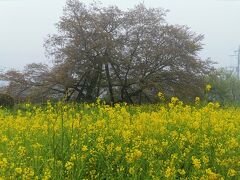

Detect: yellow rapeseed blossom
[206,84,212,91]
[202,155,209,164]
[129,167,135,175]
[157,92,165,101]
[227,168,237,177]
[0,100,239,179]
[178,169,186,176]
[23,167,35,178]
[42,168,51,180]
[0,158,7,168]
[171,97,179,104]
[115,146,122,152]
[133,149,142,159]
[82,145,88,152]
[165,166,174,178]
[206,168,219,180]
[65,161,74,171]
[18,146,27,156]
[15,167,22,175]
[70,154,77,161]
[195,97,200,105]
[192,156,201,169]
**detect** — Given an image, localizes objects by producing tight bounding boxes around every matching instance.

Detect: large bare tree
[1,1,213,103]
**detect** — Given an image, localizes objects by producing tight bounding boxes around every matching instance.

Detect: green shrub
[0,93,14,108]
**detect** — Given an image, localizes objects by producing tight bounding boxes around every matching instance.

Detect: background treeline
[206,68,240,105]
[0,0,237,105]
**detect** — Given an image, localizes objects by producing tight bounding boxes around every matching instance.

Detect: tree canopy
[0,0,213,104]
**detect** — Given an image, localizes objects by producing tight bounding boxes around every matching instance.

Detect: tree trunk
[105,63,115,105]
[121,87,125,102]
[76,79,87,103]
[85,71,99,102]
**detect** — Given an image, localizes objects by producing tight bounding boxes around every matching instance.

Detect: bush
[0,93,14,108]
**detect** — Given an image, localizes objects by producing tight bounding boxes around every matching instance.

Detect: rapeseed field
[0,98,239,179]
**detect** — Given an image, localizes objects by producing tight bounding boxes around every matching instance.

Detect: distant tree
[0,63,48,102]
[0,93,14,108]
[44,0,213,103]
[207,68,240,104]
[1,1,213,104]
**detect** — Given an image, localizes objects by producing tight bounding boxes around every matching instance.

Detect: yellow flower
[227,168,237,177]
[23,167,35,177]
[0,158,8,169]
[126,153,134,163]
[157,92,165,101]
[202,155,209,164]
[65,161,74,171]
[115,146,122,152]
[42,168,51,180]
[206,84,212,91]
[171,97,179,104]
[57,160,63,167]
[129,167,135,175]
[32,143,43,150]
[15,167,22,174]
[18,146,27,156]
[192,156,201,169]
[165,166,174,178]
[227,138,239,149]
[195,97,200,105]
[117,166,124,172]
[1,92,240,179]
[70,154,77,161]
[206,168,218,180]
[133,149,142,159]
[1,135,8,142]
[178,169,186,176]
[82,145,88,152]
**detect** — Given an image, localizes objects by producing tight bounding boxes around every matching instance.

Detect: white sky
[0,0,240,70]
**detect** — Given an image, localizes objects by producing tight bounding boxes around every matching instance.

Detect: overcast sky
[0,0,240,70]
